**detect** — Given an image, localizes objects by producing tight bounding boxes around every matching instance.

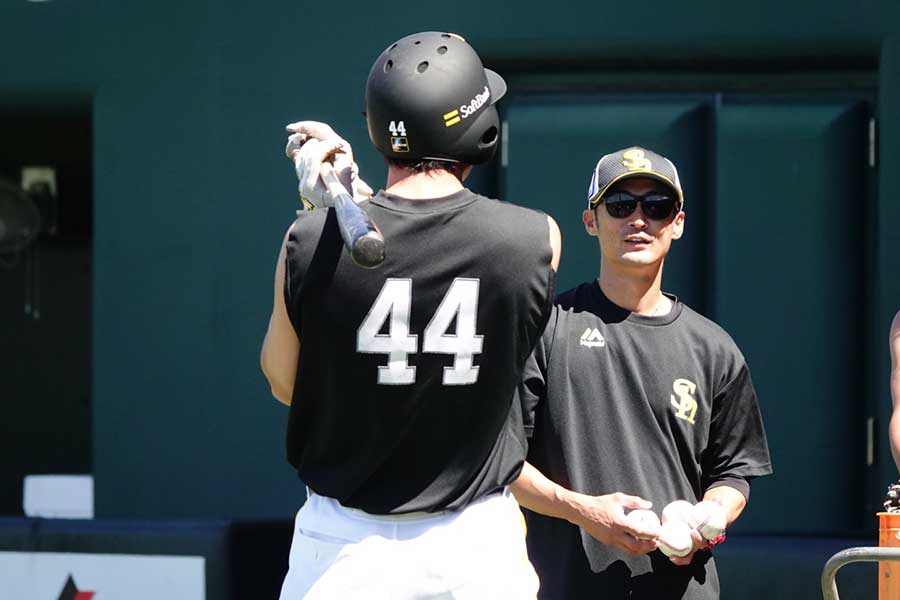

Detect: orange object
[879,512,900,599]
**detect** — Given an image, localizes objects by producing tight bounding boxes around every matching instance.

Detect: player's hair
[386,157,467,179]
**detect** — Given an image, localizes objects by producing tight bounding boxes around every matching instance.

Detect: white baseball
[624,509,661,540]
[692,501,727,540]
[661,500,698,528]
[658,520,693,557]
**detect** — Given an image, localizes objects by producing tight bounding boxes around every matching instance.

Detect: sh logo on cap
[622,148,652,171]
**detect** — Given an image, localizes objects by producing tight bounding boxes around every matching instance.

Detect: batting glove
[284,121,373,209]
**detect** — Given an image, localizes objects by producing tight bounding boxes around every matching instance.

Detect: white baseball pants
[278,489,539,600]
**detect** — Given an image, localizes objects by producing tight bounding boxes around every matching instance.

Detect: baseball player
[510,147,773,599]
[889,311,900,471]
[260,32,561,599]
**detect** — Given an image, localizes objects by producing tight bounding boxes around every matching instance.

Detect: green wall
[1,1,898,522]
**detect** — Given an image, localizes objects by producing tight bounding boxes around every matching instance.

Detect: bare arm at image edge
[889,311,900,472]
[261,229,300,406]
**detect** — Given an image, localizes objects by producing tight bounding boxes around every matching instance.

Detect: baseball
[661,500,698,528]
[658,519,693,557]
[624,509,661,540]
[692,501,727,540]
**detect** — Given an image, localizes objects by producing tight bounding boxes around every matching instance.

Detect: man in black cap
[510,147,773,599]
[261,32,561,599]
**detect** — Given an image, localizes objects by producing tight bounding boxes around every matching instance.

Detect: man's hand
[668,488,744,566]
[511,463,659,556]
[284,120,373,208]
[569,492,660,556]
[667,528,706,565]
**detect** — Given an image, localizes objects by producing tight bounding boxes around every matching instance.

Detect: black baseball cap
[587,147,684,209]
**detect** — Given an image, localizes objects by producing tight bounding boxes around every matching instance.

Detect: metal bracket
[869,118,877,168]
[821,546,900,599]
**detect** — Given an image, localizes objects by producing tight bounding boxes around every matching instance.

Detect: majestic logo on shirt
[580,328,606,348]
[670,378,698,425]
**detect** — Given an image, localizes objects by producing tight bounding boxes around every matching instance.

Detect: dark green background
[1,1,898,538]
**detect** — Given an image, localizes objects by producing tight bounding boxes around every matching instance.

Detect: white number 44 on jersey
[357,278,483,386]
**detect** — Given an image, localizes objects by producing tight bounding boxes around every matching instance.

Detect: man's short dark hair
[386,157,468,180]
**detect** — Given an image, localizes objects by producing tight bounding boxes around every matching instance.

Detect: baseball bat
[287,135,385,269]
[318,161,385,269]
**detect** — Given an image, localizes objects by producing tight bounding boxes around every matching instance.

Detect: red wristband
[703,533,726,550]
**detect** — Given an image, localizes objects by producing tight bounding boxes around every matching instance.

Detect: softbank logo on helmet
[461,86,491,118]
[443,86,491,127]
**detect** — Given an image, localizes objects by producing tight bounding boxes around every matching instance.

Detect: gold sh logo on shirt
[670,378,698,425]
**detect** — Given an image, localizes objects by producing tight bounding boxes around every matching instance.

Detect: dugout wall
[0,2,898,540]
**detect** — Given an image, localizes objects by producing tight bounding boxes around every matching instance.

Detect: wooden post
[880,512,900,599]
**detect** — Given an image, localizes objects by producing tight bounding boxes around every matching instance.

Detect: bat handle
[333,195,386,268]
[320,162,386,269]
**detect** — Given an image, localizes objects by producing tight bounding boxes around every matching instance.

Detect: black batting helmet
[365,32,507,165]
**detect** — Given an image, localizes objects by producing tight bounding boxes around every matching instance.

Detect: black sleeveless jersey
[283,189,555,514]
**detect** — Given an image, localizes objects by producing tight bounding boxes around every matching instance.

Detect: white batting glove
[284,121,373,208]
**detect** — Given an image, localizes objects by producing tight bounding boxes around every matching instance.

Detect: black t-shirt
[283,189,555,514]
[520,281,773,600]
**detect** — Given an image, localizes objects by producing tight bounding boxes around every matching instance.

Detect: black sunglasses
[599,191,679,221]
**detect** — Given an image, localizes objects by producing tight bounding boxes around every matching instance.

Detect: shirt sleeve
[706,476,750,500]
[700,363,773,493]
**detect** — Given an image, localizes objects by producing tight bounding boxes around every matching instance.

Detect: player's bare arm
[511,461,658,555]
[260,231,300,406]
[547,215,562,272]
[889,310,900,471]
[262,122,369,406]
[667,484,746,566]
[702,484,747,524]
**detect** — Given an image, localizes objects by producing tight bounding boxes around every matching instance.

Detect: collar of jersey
[592,281,683,326]
[370,189,479,214]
